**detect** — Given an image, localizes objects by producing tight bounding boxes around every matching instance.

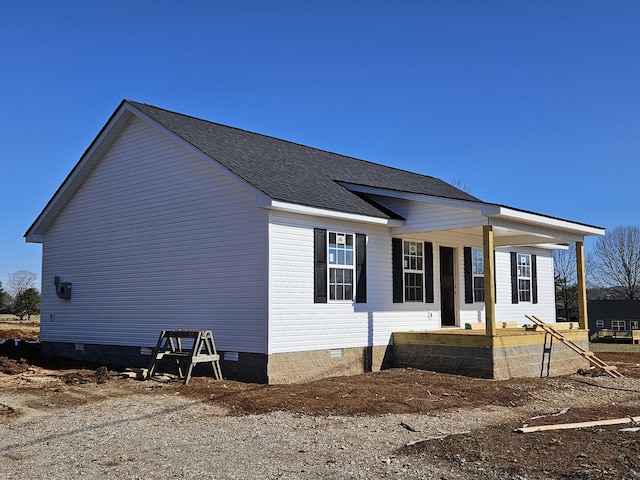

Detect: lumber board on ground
[516,416,640,433]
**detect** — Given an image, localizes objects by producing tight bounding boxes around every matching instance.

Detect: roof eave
[265,200,405,226]
[25,100,135,242]
[25,100,275,242]
[340,183,605,238]
[488,205,605,237]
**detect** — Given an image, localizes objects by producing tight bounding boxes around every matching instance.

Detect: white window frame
[612,320,626,331]
[595,320,604,328]
[328,232,355,301]
[517,253,532,303]
[403,240,424,302]
[630,321,639,330]
[472,248,484,303]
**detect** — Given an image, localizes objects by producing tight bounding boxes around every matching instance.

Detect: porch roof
[343,183,605,246]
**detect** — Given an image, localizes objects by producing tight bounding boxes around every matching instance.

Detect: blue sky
[1,1,638,290]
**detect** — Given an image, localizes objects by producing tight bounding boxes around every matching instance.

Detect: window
[472,248,484,302]
[403,241,423,301]
[631,321,639,330]
[612,320,626,331]
[595,320,604,328]
[517,253,532,302]
[328,232,354,301]
[314,229,366,304]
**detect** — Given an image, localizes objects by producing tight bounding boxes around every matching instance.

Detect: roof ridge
[126,100,442,182]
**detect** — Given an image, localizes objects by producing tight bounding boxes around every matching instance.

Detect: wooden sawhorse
[148,330,223,384]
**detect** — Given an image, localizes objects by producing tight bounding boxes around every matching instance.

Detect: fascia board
[490,206,605,237]
[25,103,134,242]
[265,200,404,226]
[25,101,274,243]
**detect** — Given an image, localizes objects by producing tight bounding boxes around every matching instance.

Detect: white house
[26,100,604,383]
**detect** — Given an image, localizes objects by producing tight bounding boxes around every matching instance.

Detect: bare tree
[592,226,640,300]
[6,270,38,298]
[554,244,577,320]
[450,178,471,194]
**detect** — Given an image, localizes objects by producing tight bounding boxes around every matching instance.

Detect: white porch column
[483,225,496,336]
[576,241,588,330]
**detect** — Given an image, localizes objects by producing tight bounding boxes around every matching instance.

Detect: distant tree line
[0,270,40,320]
[554,225,640,319]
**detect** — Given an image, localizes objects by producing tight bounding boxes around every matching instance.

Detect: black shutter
[510,252,518,304]
[424,242,434,303]
[531,254,538,304]
[355,233,367,303]
[314,228,327,303]
[392,238,404,303]
[463,247,473,304]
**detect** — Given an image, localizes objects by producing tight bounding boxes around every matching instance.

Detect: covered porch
[377,195,605,379]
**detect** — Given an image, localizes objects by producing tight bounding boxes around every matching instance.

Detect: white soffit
[339,183,604,238]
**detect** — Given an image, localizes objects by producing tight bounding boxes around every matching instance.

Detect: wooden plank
[526,315,623,378]
[516,416,640,433]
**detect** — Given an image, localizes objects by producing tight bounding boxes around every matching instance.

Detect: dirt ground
[1,333,640,479]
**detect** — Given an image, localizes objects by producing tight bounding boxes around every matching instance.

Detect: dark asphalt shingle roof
[130,101,480,219]
[589,300,640,321]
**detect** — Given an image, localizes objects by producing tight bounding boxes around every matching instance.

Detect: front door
[440,246,456,327]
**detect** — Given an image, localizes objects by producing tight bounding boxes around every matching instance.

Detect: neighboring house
[25,100,604,383]
[589,300,640,342]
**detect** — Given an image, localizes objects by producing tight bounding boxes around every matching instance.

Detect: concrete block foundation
[393,330,590,379]
[40,341,393,384]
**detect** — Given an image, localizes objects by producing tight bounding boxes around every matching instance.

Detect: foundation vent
[75,343,84,352]
[330,349,343,358]
[224,351,239,362]
[140,347,153,356]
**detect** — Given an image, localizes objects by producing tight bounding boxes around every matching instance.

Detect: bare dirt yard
[1,329,640,479]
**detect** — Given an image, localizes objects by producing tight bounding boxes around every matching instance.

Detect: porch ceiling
[402,223,588,249]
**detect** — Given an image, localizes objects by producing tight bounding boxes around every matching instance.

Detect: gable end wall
[40,116,268,353]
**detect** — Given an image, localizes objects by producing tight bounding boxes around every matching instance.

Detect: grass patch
[0,314,40,323]
[0,315,40,339]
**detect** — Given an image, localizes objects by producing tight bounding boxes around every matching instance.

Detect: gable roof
[26,99,604,242]
[129,101,479,219]
[589,300,640,321]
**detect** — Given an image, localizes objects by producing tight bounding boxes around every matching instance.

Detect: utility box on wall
[54,276,72,300]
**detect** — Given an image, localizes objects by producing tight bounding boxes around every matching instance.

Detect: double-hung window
[517,253,532,302]
[403,241,423,301]
[328,232,354,301]
[472,248,484,302]
[612,320,626,331]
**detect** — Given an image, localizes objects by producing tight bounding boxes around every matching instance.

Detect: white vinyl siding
[268,212,441,354]
[492,248,556,325]
[366,194,486,234]
[269,216,560,354]
[40,117,268,352]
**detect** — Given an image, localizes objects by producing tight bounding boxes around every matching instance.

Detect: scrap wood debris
[515,415,640,433]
